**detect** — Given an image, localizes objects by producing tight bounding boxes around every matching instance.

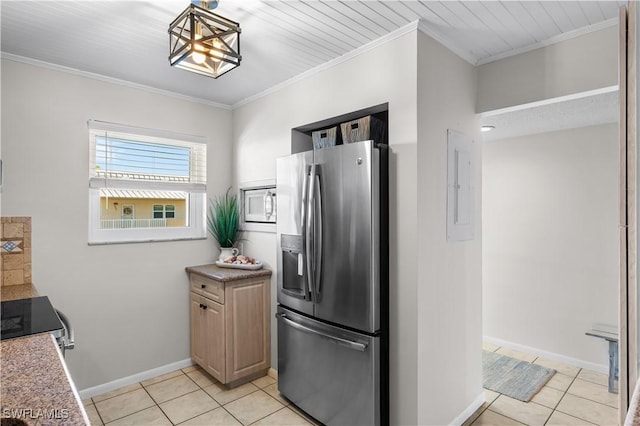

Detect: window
[153,205,164,219]
[153,204,175,219]
[88,120,207,244]
[166,205,176,219]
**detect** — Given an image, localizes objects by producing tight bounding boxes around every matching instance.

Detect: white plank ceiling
[1,1,625,109]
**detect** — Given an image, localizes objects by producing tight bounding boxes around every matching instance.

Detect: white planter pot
[219,247,239,261]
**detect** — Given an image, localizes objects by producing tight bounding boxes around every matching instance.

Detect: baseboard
[484,336,608,374]
[268,367,278,380]
[78,358,194,400]
[450,392,484,426]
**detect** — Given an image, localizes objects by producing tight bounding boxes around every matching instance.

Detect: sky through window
[95,136,190,177]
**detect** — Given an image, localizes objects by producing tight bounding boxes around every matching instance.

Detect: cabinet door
[226,279,270,382]
[190,293,206,367]
[204,300,226,383]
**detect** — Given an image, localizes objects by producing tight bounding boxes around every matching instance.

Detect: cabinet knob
[202,305,208,310]
[201,284,206,289]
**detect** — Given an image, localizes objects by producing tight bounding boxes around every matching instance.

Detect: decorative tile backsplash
[1,217,32,286]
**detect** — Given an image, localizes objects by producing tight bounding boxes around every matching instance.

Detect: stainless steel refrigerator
[276,139,388,426]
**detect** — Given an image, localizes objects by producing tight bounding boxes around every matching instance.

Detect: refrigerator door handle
[314,172,323,299]
[276,313,368,352]
[306,163,316,299]
[301,168,309,227]
[302,165,313,299]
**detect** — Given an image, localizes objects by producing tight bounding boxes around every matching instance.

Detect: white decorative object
[215,260,263,270]
[218,247,239,261]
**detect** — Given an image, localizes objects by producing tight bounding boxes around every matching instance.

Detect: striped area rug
[483,350,556,402]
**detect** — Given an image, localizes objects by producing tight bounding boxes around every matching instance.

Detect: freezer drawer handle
[276,313,368,352]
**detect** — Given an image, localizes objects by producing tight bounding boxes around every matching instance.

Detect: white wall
[416,31,483,425]
[233,29,420,424]
[477,25,618,113]
[233,27,483,425]
[1,59,233,390]
[483,124,619,368]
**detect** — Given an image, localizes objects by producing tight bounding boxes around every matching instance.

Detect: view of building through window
[95,136,191,230]
[99,188,187,229]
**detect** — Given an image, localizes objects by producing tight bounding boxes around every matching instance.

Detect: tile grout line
[95,388,157,424]
[541,366,579,425]
[218,389,262,426]
[186,368,223,421]
[93,370,332,425]
[143,370,196,424]
[91,385,141,405]
[99,370,193,425]
[559,370,620,410]
[245,398,286,426]
[553,391,617,425]
[139,380,173,425]
[93,368,297,426]
[529,352,554,424]
[177,370,250,426]
[565,381,619,409]
[484,401,529,425]
[90,402,106,426]
[198,377,273,426]
[475,345,617,426]
[544,368,602,426]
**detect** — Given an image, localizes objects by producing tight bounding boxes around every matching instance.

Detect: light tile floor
[84,366,320,425]
[465,342,619,426]
[86,345,617,426]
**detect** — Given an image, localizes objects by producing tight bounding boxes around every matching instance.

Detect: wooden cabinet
[187,264,271,387]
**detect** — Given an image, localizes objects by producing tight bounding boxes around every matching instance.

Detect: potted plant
[207,188,240,261]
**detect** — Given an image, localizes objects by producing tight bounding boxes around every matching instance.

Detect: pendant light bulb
[192,24,206,65]
[211,38,223,62]
[192,41,207,64]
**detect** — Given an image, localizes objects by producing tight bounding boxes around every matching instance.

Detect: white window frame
[88,120,207,245]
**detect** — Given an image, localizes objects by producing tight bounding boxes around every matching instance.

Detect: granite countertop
[1,285,89,425]
[186,263,272,282]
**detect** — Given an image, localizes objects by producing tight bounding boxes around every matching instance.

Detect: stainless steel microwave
[239,181,276,232]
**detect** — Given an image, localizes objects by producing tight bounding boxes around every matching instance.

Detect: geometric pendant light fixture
[168,0,241,79]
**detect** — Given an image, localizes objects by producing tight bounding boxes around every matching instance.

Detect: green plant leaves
[207,188,239,248]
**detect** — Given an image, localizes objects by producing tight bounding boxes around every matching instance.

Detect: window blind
[88,120,207,192]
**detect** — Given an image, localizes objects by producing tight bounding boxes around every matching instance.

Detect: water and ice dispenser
[280,234,308,299]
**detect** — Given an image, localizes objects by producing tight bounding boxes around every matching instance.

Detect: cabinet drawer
[190,274,224,304]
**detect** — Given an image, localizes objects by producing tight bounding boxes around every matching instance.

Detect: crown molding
[0,52,232,110]
[3,13,618,110]
[417,20,477,65]
[232,20,421,109]
[476,17,618,66]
